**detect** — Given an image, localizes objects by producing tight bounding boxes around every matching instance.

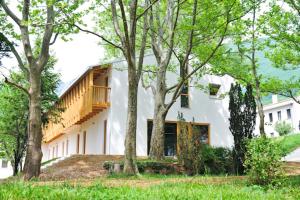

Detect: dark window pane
[287,109,291,119]
[192,124,209,144]
[1,160,8,168]
[181,95,189,108]
[269,113,273,122]
[147,121,177,156]
[278,111,281,121]
[209,83,221,96]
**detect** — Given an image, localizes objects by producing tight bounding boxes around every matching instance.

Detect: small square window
[1,160,8,168]
[209,83,221,96]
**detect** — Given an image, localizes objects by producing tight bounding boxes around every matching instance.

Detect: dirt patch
[40,155,123,181]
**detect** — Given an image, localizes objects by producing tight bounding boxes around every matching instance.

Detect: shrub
[103,160,177,174]
[177,121,202,175]
[198,145,234,175]
[275,121,293,136]
[244,137,283,185]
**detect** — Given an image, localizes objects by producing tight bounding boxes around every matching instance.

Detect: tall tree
[224,0,266,136]
[0,80,28,176]
[0,0,82,179]
[70,0,152,174]
[229,83,256,174]
[260,0,300,101]
[0,56,60,176]
[147,0,246,160]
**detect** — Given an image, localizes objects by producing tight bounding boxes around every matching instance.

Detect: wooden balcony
[43,85,111,143]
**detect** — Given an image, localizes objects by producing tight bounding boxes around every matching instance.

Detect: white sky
[1,1,105,83]
[52,33,105,82]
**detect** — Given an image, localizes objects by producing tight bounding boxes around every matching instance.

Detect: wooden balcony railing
[92,86,111,107]
[43,85,111,143]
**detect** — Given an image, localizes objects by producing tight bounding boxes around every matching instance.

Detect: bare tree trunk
[251,0,265,137]
[123,69,139,174]
[149,106,166,160]
[253,74,265,136]
[149,68,167,160]
[23,69,43,180]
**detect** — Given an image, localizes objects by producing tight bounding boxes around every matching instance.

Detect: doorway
[83,131,87,154]
[103,120,107,154]
[147,121,177,156]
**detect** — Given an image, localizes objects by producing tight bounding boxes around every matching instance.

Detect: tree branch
[0,32,29,79]
[0,0,21,26]
[136,0,159,21]
[20,0,34,64]
[2,75,29,96]
[49,32,59,46]
[73,24,123,50]
[137,0,149,80]
[37,2,55,70]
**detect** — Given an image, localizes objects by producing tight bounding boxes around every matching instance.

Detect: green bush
[198,145,234,175]
[275,121,293,136]
[244,137,283,185]
[103,160,176,174]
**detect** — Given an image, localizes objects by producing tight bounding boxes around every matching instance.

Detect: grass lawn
[1,175,300,199]
[274,133,300,156]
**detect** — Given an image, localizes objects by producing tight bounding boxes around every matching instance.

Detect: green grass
[274,133,300,156]
[0,176,300,199]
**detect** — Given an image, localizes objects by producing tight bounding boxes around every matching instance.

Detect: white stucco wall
[255,97,300,137]
[109,54,234,156]
[0,159,13,179]
[42,54,235,159]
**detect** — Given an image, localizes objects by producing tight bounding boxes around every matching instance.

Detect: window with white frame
[287,109,292,119]
[277,111,281,121]
[209,83,221,96]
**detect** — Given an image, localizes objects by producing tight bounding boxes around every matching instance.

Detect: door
[66,139,69,155]
[104,77,109,102]
[77,134,80,154]
[83,131,87,154]
[147,121,177,156]
[62,142,65,156]
[103,120,107,154]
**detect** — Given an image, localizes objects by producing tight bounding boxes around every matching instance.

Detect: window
[269,113,273,122]
[66,139,69,155]
[277,111,281,121]
[180,66,189,108]
[1,160,8,168]
[77,134,80,154]
[147,121,177,156]
[52,147,55,159]
[62,142,65,156]
[209,83,221,96]
[191,124,209,144]
[103,120,107,155]
[83,131,87,154]
[287,109,292,119]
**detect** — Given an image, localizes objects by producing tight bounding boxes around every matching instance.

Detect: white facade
[0,159,13,179]
[42,55,235,161]
[255,95,300,137]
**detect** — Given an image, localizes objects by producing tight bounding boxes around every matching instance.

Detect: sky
[2,29,105,83]
[1,1,105,84]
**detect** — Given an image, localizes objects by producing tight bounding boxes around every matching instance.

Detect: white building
[0,159,13,179]
[42,55,235,161]
[257,95,300,137]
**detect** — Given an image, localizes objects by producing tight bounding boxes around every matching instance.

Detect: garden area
[1,175,300,199]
